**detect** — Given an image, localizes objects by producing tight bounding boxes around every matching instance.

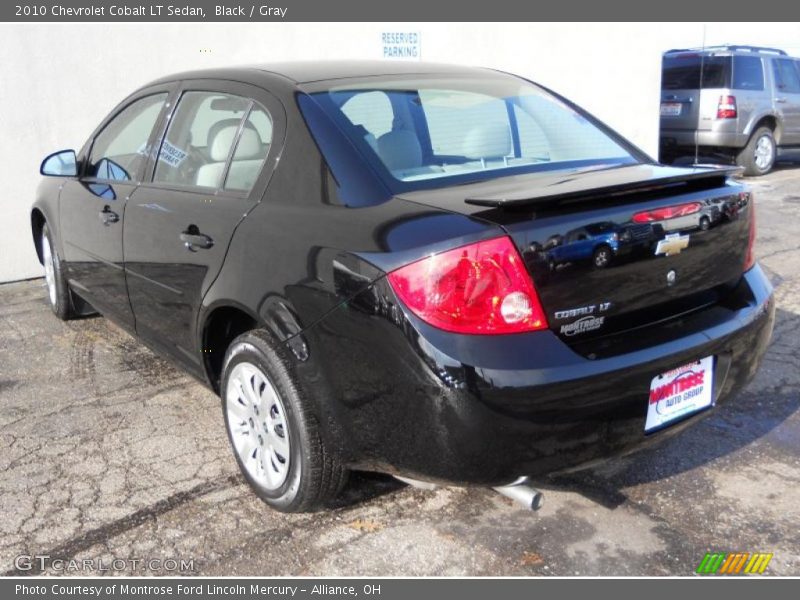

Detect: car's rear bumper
[660,129,746,151]
[301,264,774,486]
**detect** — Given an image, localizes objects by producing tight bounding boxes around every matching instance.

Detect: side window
[223,106,273,192]
[153,92,250,189]
[87,94,167,181]
[733,56,764,91]
[340,91,394,150]
[773,59,800,94]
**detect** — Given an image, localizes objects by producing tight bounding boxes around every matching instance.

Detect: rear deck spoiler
[464,165,742,208]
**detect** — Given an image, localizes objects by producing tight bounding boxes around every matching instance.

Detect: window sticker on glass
[158,140,188,168]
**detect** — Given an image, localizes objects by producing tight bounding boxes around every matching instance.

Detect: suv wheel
[737,127,776,176]
[41,223,77,320]
[221,329,348,512]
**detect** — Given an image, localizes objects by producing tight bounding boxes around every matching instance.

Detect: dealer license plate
[645,356,714,432]
[660,102,682,116]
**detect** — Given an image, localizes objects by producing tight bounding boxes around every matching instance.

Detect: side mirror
[41,150,78,177]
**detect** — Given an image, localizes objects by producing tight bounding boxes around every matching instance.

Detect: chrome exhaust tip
[493,479,544,511]
[394,475,438,491]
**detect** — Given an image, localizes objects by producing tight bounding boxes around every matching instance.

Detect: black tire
[220,329,348,512]
[592,245,613,269]
[41,223,77,320]
[699,216,711,231]
[736,127,776,176]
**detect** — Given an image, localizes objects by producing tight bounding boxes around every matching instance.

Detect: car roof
[145,60,497,88]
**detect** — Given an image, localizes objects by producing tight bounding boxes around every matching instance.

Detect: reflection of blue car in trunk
[548,222,656,269]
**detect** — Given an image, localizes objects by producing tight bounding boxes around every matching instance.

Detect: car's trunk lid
[397,164,752,349]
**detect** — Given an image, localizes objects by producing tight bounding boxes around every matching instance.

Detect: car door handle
[99,205,119,225]
[776,97,788,103]
[180,228,214,251]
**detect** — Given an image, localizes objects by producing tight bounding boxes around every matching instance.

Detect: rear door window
[223,106,273,192]
[153,92,251,189]
[733,56,765,91]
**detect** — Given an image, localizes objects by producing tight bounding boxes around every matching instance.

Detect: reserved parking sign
[381,31,421,60]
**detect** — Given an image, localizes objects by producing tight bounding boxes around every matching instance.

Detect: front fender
[31,177,65,263]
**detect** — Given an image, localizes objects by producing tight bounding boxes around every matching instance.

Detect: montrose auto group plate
[646,356,715,432]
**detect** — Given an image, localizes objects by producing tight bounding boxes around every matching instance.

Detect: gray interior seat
[196,121,267,190]
[377,129,423,171]
[461,122,512,160]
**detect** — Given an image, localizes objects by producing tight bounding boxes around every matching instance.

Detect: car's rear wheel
[41,223,77,320]
[221,329,348,512]
[737,127,776,176]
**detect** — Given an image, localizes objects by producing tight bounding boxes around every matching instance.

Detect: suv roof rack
[665,45,788,56]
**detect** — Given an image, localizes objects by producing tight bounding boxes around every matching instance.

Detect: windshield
[304,76,638,192]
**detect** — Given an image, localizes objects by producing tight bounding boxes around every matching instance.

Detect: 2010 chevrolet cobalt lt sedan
[32,61,775,512]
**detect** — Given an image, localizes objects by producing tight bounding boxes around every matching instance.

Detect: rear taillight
[386,236,548,335]
[632,202,702,223]
[744,193,756,271]
[717,95,737,119]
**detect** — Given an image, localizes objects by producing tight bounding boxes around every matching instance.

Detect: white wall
[1,22,799,282]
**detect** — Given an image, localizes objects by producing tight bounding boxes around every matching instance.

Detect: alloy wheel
[42,235,57,306]
[226,362,292,490]
[754,134,775,171]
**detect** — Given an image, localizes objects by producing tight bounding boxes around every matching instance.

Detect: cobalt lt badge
[666,269,677,286]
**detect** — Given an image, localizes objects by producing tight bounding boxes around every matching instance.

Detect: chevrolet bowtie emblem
[655,233,690,257]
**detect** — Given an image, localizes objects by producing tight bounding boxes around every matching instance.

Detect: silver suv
[659,45,800,175]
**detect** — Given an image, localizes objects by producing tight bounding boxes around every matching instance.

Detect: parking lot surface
[1,167,799,577]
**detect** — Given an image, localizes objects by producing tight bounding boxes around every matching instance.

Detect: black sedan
[31,61,774,512]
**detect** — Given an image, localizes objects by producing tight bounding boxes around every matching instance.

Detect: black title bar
[3,0,800,22]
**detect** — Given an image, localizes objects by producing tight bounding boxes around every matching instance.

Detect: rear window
[662,55,731,89]
[303,75,637,193]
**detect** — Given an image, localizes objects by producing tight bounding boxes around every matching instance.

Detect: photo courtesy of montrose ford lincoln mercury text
[31,61,775,512]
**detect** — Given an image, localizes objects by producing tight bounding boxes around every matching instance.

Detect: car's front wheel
[41,223,77,320]
[221,329,348,512]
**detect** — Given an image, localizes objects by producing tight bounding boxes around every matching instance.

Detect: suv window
[773,59,800,93]
[153,91,253,189]
[733,56,764,91]
[662,55,731,89]
[87,94,167,181]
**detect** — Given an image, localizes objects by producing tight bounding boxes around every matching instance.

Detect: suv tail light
[387,236,548,335]
[744,194,756,271]
[632,202,702,223]
[717,95,737,119]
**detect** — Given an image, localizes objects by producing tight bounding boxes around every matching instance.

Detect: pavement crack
[4,474,242,576]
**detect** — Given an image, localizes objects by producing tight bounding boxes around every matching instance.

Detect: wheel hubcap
[226,362,291,490]
[754,135,774,170]
[42,236,56,306]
